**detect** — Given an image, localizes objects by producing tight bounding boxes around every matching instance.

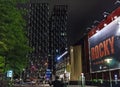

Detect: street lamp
[104,58,112,87]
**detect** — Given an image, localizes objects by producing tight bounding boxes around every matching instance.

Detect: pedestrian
[51,76,64,87]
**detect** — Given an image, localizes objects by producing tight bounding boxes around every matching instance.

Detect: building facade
[24,0,69,79]
[49,5,68,76]
[27,2,50,78]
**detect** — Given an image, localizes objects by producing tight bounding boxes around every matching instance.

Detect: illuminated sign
[89,16,120,72]
[7,70,13,78]
[57,51,68,60]
[90,36,114,60]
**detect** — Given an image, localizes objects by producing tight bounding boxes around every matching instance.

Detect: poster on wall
[88,16,120,73]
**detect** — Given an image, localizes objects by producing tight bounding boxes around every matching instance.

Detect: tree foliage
[0,56,5,72]
[0,0,32,75]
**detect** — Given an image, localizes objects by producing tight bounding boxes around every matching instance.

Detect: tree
[0,56,5,73]
[0,0,32,76]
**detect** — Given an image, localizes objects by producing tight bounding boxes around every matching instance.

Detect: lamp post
[105,58,112,87]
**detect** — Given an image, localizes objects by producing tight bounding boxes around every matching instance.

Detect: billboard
[88,16,120,72]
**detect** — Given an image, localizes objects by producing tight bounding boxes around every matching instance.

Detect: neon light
[57,51,68,60]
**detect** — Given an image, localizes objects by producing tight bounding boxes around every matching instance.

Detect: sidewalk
[67,85,98,87]
[14,84,99,87]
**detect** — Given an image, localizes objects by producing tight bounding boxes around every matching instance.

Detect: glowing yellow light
[105,59,112,63]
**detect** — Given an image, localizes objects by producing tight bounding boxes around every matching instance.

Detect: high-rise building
[27,2,50,77]
[22,0,69,78]
[49,5,68,76]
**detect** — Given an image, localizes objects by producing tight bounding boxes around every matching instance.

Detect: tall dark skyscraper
[27,2,50,77]
[24,0,69,78]
[49,5,68,75]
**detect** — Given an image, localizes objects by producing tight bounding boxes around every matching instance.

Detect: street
[14,84,50,87]
[14,84,99,87]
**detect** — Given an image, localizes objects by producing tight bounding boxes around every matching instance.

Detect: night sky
[31,0,120,45]
[67,0,119,45]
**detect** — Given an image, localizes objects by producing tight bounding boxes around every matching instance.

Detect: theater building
[70,7,120,86]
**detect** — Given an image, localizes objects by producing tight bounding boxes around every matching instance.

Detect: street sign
[7,70,13,78]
